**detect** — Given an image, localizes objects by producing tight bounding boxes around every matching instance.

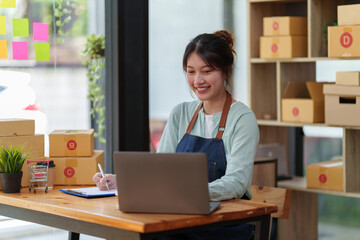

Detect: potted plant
[82,34,106,144]
[0,146,28,193]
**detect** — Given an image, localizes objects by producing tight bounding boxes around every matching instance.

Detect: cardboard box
[338,4,360,26]
[282,82,326,123]
[0,134,44,158]
[306,159,343,191]
[328,26,360,58]
[53,150,104,185]
[256,143,288,177]
[49,129,94,157]
[0,119,35,137]
[336,72,360,86]
[263,16,307,36]
[324,84,360,126]
[260,36,307,59]
[253,157,277,187]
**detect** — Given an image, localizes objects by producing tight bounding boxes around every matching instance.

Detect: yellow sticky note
[0,0,16,8]
[0,40,8,59]
[0,16,5,35]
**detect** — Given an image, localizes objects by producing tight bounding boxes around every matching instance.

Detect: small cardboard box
[0,134,44,158]
[0,119,35,137]
[336,72,360,86]
[324,84,360,126]
[263,16,307,36]
[53,150,104,185]
[253,157,277,187]
[282,82,326,123]
[260,36,307,59]
[306,159,343,191]
[328,26,360,58]
[49,129,94,157]
[338,4,360,26]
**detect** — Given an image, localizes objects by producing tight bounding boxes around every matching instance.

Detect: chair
[250,185,292,240]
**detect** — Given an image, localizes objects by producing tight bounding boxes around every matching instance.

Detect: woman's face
[186,52,226,102]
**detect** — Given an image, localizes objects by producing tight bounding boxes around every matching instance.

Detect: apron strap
[215,92,232,139]
[186,92,233,139]
[186,102,203,134]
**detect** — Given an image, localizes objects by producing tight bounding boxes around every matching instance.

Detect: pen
[98,163,110,190]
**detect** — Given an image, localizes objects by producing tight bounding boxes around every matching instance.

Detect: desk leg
[255,214,271,240]
[69,232,80,240]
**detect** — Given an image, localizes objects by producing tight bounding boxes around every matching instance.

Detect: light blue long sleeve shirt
[157,100,259,201]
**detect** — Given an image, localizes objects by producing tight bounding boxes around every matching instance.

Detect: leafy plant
[82,34,106,143]
[0,146,28,173]
[54,0,77,43]
[323,20,338,44]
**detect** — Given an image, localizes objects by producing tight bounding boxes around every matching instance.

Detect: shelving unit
[247,0,360,239]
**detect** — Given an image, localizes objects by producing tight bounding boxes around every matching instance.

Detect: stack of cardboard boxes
[323,72,360,126]
[0,119,44,188]
[328,4,360,57]
[260,16,307,59]
[49,129,104,185]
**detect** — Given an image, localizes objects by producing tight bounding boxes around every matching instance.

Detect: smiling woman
[156,30,259,240]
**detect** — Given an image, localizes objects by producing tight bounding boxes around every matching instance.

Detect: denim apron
[174,92,255,240]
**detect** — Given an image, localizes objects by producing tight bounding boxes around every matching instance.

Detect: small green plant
[54,0,77,43]
[0,146,28,173]
[82,34,106,143]
[323,20,338,44]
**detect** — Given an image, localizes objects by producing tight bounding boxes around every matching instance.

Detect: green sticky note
[0,16,6,35]
[13,18,29,37]
[0,0,16,8]
[35,43,50,61]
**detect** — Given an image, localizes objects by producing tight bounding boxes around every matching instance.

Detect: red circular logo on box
[271,43,278,53]
[292,107,299,116]
[64,167,75,178]
[273,21,279,30]
[319,174,327,183]
[340,32,353,48]
[67,140,77,150]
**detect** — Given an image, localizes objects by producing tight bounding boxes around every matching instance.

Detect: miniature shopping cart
[28,160,49,193]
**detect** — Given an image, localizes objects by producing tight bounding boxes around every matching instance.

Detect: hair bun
[214,30,234,49]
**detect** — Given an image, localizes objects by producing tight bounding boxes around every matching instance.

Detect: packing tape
[64,158,78,185]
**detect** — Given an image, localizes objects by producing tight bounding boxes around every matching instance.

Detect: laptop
[113,152,221,215]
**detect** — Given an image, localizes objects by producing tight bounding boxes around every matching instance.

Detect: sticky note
[33,22,48,41]
[0,40,7,59]
[0,16,6,35]
[0,0,16,8]
[12,41,28,60]
[13,18,29,37]
[34,43,50,61]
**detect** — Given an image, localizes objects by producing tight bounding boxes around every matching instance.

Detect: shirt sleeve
[157,104,182,153]
[208,112,259,201]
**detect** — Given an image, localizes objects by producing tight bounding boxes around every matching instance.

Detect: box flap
[324,84,360,96]
[283,81,310,99]
[50,129,94,135]
[306,82,326,101]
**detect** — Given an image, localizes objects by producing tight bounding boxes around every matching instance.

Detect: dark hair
[182,30,236,80]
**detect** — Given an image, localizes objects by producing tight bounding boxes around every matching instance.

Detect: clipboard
[60,187,117,198]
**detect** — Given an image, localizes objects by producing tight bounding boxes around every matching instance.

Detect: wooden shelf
[278,177,360,199]
[249,0,305,3]
[257,120,360,129]
[250,57,360,63]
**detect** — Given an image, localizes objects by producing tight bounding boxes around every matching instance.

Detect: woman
[93,30,259,239]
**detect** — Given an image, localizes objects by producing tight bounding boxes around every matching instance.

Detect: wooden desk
[0,187,277,240]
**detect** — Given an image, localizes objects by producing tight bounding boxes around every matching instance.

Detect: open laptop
[113,151,220,215]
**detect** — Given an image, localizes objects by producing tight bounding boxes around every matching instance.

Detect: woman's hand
[92,173,117,190]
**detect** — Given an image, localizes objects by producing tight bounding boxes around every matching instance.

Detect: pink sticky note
[33,22,49,42]
[12,41,28,60]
